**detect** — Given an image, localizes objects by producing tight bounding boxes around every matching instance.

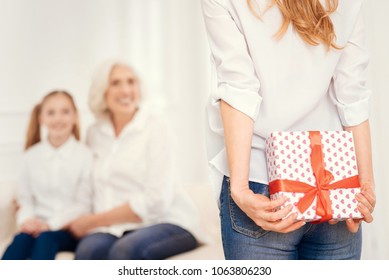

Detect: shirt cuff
[336,97,370,127]
[212,84,262,121]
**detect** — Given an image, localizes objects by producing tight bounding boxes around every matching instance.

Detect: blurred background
[0,0,388,259]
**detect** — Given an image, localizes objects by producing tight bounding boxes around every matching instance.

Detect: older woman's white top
[87,106,202,240]
[202,0,371,199]
[17,136,93,230]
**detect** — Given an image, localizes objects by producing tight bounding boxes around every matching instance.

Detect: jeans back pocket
[227,178,270,239]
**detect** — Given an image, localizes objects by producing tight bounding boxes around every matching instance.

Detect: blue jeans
[1,230,78,260]
[220,176,362,260]
[75,223,198,260]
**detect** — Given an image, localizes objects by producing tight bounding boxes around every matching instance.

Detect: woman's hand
[219,101,305,232]
[67,204,141,239]
[328,182,376,232]
[67,214,98,239]
[346,182,376,233]
[231,185,306,233]
[20,218,50,236]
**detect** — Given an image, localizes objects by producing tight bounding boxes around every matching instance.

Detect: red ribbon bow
[269,131,360,222]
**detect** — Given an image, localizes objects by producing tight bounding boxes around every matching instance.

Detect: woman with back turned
[202,0,375,259]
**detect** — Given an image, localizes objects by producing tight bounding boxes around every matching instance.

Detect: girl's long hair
[248,0,340,50]
[25,90,80,150]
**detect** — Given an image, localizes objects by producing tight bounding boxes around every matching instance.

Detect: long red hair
[248,0,341,50]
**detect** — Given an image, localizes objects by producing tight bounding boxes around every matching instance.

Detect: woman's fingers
[356,193,374,213]
[360,182,376,207]
[263,213,305,233]
[252,196,304,232]
[357,202,374,223]
[263,195,288,211]
[269,212,298,232]
[278,219,306,233]
[328,219,338,225]
[361,190,376,209]
[346,219,362,233]
[236,190,305,234]
[262,204,293,222]
[257,209,305,233]
[340,183,375,234]
[346,195,374,233]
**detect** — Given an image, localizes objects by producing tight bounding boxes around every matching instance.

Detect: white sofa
[0,181,224,260]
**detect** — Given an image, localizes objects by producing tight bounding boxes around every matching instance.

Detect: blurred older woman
[69,60,200,260]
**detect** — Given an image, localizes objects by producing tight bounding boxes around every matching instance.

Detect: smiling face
[39,93,77,141]
[105,65,140,118]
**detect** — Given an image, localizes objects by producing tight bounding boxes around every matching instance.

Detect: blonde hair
[88,59,141,120]
[247,0,341,50]
[25,90,80,150]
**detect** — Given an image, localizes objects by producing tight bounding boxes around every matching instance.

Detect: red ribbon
[269,131,360,222]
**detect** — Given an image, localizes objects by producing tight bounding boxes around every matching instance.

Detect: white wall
[360,0,389,259]
[0,0,388,259]
[122,0,211,185]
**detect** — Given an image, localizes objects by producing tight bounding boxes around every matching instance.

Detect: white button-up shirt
[17,136,93,230]
[202,0,371,198]
[87,106,202,240]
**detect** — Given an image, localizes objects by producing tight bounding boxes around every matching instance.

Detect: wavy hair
[248,0,341,50]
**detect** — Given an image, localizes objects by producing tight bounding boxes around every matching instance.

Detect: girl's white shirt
[87,106,203,242]
[202,0,371,201]
[17,136,93,230]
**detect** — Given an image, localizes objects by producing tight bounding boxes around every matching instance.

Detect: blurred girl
[1,90,92,260]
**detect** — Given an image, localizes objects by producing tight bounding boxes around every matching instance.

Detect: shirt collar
[98,105,149,138]
[42,135,77,160]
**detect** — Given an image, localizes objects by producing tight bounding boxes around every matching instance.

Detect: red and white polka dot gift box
[265,131,363,222]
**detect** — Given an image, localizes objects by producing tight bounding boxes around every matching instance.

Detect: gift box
[265,131,363,222]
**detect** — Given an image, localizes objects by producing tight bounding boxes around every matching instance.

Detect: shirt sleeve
[332,7,371,127]
[47,149,94,230]
[127,116,175,223]
[16,156,35,227]
[202,0,262,120]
